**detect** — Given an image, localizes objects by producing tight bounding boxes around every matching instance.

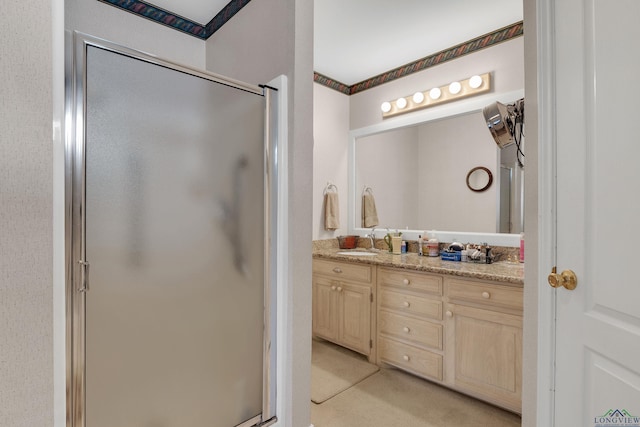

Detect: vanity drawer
[379,310,442,350]
[379,268,443,296]
[378,337,443,381]
[379,289,442,320]
[447,279,523,311]
[313,259,373,283]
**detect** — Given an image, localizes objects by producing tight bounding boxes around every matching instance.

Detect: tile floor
[311,367,521,427]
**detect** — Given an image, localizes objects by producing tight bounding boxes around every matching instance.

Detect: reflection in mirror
[466,166,493,192]
[353,111,524,235]
[499,166,512,233]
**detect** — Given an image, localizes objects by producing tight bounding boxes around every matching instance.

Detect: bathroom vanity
[312,245,524,413]
[312,259,376,359]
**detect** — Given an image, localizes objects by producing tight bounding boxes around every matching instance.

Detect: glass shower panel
[84,46,265,427]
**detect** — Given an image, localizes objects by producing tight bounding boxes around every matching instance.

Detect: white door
[551,0,640,425]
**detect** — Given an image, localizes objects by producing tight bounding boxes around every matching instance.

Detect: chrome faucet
[368,227,378,249]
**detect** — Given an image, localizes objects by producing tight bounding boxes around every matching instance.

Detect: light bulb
[469,75,483,89]
[396,97,407,109]
[413,92,425,104]
[449,81,462,95]
[429,87,442,100]
[381,101,392,113]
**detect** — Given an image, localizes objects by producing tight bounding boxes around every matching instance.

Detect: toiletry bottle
[418,235,423,256]
[391,234,402,255]
[519,232,525,263]
[485,245,493,264]
[427,231,439,257]
[401,240,407,254]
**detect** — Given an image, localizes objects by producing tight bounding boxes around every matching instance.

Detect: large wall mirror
[348,90,524,246]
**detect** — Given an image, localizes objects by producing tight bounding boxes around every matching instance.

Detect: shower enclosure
[65,33,278,427]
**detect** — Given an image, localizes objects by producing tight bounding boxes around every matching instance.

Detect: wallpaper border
[98,0,252,39]
[316,21,524,95]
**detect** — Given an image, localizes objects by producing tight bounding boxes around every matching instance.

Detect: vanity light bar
[380,73,492,118]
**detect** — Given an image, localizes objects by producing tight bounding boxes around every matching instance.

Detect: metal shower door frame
[64,31,278,427]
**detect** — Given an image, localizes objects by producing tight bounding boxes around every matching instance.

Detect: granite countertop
[313,247,524,286]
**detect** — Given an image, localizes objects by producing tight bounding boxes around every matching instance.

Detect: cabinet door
[312,277,338,341]
[447,303,522,413]
[337,282,372,355]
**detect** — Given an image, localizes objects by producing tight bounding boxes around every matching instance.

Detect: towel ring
[324,183,338,195]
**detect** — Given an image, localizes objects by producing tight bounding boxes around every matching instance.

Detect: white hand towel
[362,193,379,228]
[324,192,340,230]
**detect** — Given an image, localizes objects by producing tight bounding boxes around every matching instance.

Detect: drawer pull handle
[403,355,410,361]
[403,278,410,285]
[403,301,410,308]
[446,310,453,317]
[482,291,491,299]
[403,327,410,333]
[337,286,343,292]
[331,285,336,291]
[333,267,342,273]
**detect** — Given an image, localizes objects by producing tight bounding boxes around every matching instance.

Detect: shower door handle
[78,260,90,292]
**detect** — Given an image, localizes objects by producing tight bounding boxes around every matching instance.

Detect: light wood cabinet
[312,260,375,359]
[445,277,523,413]
[312,257,523,413]
[376,268,444,381]
[376,266,523,413]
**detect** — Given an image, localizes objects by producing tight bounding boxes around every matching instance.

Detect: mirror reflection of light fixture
[380,72,491,118]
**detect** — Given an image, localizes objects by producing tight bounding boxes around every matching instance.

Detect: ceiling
[133,0,523,86]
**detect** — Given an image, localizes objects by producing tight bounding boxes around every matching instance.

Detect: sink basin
[336,251,377,256]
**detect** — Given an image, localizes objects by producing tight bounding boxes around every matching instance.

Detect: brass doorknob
[548,267,577,290]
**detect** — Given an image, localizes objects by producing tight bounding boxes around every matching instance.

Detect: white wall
[65,0,205,68]
[355,127,419,230]
[313,84,350,240]
[205,1,314,426]
[203,1,289,85]
[1,1,54,425]
[417,112,498,233]
[349,37,525,130]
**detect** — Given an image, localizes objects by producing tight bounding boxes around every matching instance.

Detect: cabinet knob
[482,291,490,299]
[403,278,410,285]
[332,267,342,273]
[403,327,410,333]
[403,355,410,361]
[331,285,336,291]
[446,310,453,317]
[403,301,410,308]
[337,286,343,292]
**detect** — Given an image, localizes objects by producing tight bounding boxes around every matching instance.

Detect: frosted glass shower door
[81,45,267,427]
